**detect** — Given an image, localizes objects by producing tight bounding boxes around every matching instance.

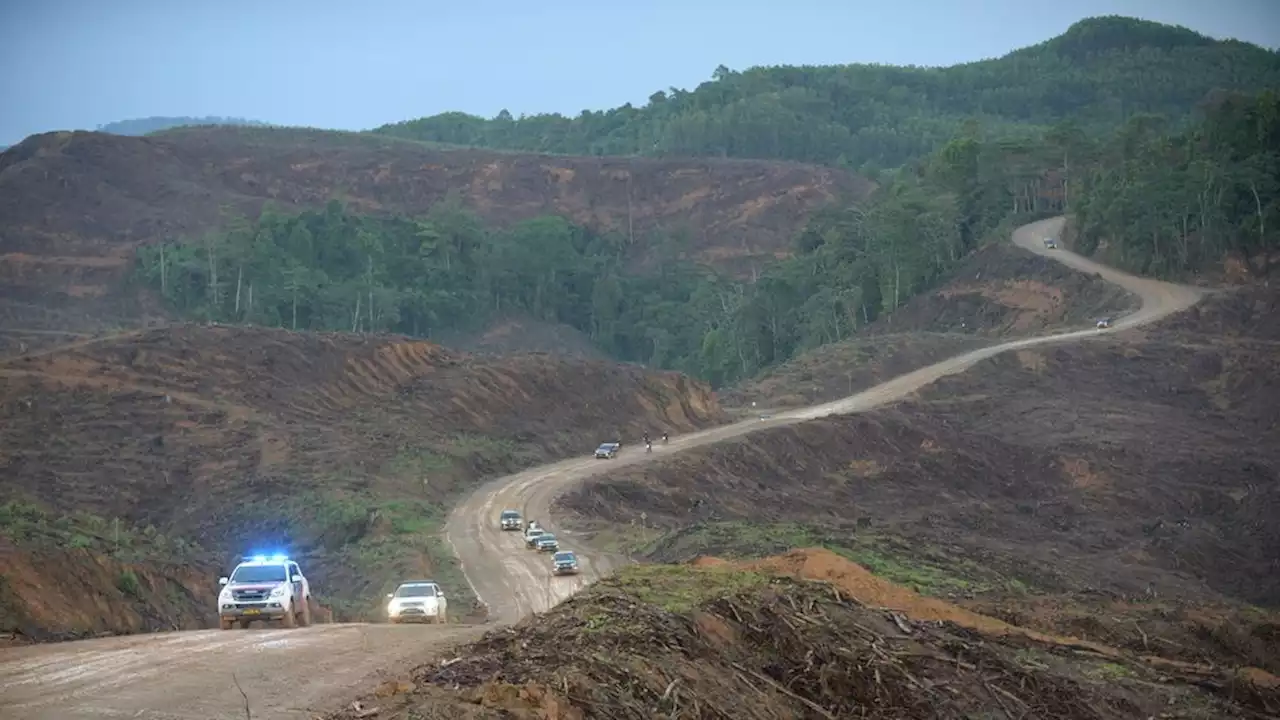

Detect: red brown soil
[0,324,724,638]
[0,540,219,643]
[326,551,1279,719]
[557,285,1280,674]
[0,127,871,317]
[724,243,1138,408]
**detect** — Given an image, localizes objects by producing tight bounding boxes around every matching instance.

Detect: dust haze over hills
[95,116,269,136]
[1,12,1280,720]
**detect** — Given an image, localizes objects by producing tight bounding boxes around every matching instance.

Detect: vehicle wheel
[236,619,251,630]
[219,618,234,631]
[298,599,312,627]
[282,607,297,628]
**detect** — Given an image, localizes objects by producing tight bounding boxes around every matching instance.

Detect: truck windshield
[395,584,438,598]
[501,511,520,519]
[230,564,288,583]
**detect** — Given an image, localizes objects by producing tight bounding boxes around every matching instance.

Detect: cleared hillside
[0,324,725,639]
[0,126,872,315]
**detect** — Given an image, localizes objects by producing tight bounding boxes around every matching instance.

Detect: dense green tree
[1073,91,1280,277]
[373,17,1279,171]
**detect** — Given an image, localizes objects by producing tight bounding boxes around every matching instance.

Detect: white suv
[217,555,312,630]
[386,581,448,624]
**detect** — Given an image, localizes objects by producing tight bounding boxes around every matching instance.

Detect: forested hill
[373,16,1280,171]
[96,116,268,136]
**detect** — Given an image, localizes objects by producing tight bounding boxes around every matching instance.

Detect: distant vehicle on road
[499,509,523,530]
[385,580,448,624]
[218,554,311,630]
[535,533,560,552]
[525,525,545,548]
[1043,237,1059,249]
[552,550,580,575]
[594,442,620,459]
[1096,317,1113,330]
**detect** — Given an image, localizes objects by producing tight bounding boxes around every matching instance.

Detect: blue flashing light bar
[243,553,290,563]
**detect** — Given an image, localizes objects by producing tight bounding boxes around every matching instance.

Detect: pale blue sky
[1,0,1277,146]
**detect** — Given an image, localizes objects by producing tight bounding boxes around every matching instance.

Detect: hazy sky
[1,0,1277,145]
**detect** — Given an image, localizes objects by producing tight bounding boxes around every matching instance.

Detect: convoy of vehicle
[217,554,312,630]
[385,580,448,624]
[223,437,658,630]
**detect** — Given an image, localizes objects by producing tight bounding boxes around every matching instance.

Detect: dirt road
[442,216,1205,621]
[0,623,480,719]
[0,217,1204,719]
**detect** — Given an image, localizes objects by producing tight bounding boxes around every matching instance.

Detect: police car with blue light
[217,554,313,630]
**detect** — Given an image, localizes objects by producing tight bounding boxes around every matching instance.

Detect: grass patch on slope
[0,500,208,562]
[615,520,1033,598]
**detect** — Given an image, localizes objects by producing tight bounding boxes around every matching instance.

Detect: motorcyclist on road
[642,431,650,445]
[645,441,652,453]
[662,432,669,445]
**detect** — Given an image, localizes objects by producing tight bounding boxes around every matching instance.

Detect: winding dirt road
[443,216,1205,621]
[0,217,1204,719]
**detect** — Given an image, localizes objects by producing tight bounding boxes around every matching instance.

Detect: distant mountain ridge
[95,116,269,136]
[374,15,1280,169]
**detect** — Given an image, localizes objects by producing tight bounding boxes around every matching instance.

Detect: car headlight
[270,585,288,598]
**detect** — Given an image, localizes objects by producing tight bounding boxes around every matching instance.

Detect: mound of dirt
[0,324,724,637]
[724,243,1137,408]
[328,555,1278,719]
[0,127,872,311]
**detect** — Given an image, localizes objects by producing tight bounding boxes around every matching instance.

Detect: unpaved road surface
[442,216,1206,621]
[0,217,1205,719]
[0,623,480,719]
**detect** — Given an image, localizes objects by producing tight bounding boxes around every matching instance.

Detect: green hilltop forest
[136,16,1279,386]
[374,16,1280,171]
[98,115,268,136]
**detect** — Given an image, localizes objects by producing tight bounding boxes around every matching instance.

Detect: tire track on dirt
[445,216,1206,622]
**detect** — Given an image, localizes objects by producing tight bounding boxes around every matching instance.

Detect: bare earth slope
[443,217,1205,624]
[0,327,724,718]
[0,127,872,317]
[0,217,1209,719]
[722,239,1140,409]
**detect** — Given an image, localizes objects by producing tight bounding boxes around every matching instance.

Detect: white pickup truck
[217,555,312,629]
